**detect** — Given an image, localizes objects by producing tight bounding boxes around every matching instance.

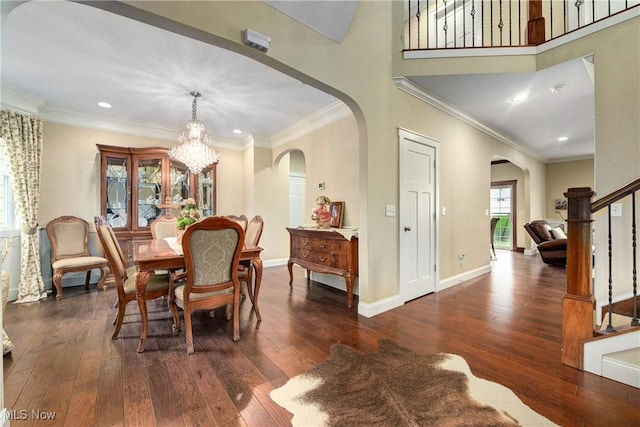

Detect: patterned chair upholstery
[168,216,244,354]
[45,216,109,300]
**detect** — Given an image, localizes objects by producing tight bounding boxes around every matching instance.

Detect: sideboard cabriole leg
[345,272,354,308]
[287,260,294,287]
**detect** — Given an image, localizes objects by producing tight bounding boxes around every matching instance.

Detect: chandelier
[168,91,221,174]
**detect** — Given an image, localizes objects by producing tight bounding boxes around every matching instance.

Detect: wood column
[527,0,545,45]
[562,187,595,369]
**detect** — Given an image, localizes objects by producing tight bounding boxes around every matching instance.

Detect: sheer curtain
[0,109,46,304]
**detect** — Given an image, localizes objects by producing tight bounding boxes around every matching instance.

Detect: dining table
[132,237,263,353]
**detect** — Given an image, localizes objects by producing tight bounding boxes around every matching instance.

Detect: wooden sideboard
[286,227,358,308]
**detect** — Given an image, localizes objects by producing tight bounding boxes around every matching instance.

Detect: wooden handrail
[591,178,640,213]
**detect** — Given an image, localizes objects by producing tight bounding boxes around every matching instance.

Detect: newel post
[527,0,545,45]
[562,187,595,368]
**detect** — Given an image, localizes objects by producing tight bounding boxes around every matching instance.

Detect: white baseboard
[263,258,287,268]
[602,348,640,388]
[584,330,640,376]
[358,294,403,318]
[438,264,492,291]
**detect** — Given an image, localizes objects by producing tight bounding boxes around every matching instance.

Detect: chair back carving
[150,215,177,240]
[226,214,248,231]
[245,215,264,247]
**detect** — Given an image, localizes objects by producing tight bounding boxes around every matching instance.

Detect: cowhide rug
[270,340,557,426]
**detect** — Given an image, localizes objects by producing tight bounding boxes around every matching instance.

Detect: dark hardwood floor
[3,251,640,426]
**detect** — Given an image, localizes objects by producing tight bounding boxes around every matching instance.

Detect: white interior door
[399,129,437,302]
[289,173,306,227]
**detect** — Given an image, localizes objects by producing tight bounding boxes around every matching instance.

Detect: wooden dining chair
[238,215,264,305]
[168,216,245,354]
[45,215,109,300]
[94,216,175,340]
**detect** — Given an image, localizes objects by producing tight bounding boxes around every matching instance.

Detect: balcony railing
[403,0,640,50]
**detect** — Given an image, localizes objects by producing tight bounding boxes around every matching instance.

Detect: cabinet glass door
[199,168,214,217]
[137,158,162,229]
[169,161,190,206]
[106,156,128,228]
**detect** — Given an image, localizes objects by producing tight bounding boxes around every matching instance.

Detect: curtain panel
[0,109,46,303]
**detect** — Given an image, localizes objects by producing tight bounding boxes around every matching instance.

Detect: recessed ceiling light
[557,136,569,142]
[550,84,566,94]
[232,129,242,134]
[510,93,529,103]
[97,102,112,108]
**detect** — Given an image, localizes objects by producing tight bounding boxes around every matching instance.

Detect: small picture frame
[329,201,345,228]
[554,198,568,210]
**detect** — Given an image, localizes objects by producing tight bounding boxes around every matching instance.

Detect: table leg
[251,258,263,321]
[135,270,152,353]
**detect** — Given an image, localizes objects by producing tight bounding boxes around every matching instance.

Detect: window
[0,139,19,230]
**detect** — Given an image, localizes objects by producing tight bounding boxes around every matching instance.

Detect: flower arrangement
[176,198,201,230]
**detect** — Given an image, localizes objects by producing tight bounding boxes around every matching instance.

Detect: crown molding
[271,100,352,148]
[392,77,548,163]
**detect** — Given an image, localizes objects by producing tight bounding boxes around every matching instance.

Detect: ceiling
[1,1,594,162]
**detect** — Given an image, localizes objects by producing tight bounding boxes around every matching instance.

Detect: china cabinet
[97,144,217,256]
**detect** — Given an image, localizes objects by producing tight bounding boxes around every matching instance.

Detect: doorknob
[404,226,411,232]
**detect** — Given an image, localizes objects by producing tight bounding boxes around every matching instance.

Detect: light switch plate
[385,205,396,217]
[611,203,622,217]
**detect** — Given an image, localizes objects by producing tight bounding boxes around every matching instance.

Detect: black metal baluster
[498,0,504,45]
[550,0,554,39]
[417,0,422,49]
[408,0,411,50]
[518,0,522,45]
[576,0,584,29]
[490,0,494,46]
[508,0,512,46]
[471,1,477,47]
[444,0,449,47]
[453,0,457,48]
[632,192,639,326]
[434,0,439,48]
[463,0,466,47]
[607,205,615,333]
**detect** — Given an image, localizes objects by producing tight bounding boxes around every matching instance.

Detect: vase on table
[176,228,185,244]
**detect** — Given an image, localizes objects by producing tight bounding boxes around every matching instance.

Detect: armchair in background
[523,220,567,266]
[45,215,109,300]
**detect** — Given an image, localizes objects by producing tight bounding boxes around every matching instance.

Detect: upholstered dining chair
[94,216,174,340]
[238,215,264,303]
[150,215,178,240]
[168,216,245,354]
[45,215,109,300]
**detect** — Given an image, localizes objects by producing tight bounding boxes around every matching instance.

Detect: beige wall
[545,159,594,219]
[273,115,360,229]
